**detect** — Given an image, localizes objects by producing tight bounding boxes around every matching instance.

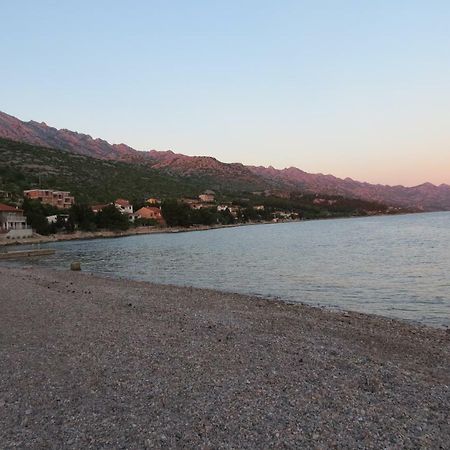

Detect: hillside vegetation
[0,138,412,224]
[0,138,220,203]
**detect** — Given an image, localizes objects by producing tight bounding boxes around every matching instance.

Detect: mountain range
[1,110,449,210]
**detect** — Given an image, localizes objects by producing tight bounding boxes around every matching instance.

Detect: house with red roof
[134,206,165,225]
[0,203,32,238]
[114,199,133,215]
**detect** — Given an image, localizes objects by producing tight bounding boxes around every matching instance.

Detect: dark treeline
[161,199,235,227]
[22,200,130,235]
[22,192,394,236]
[230,192,390,219]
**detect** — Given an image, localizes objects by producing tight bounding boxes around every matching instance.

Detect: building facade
[0,203,28,232]
[0,203,33,239]
[24,189,75,209]
[114,199,133,215]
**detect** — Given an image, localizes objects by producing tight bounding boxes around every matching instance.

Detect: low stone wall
[5,228,34,239]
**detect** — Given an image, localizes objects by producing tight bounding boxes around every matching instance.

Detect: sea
[2,212,450,327]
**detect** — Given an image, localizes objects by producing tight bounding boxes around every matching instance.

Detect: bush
[134,218,158,227]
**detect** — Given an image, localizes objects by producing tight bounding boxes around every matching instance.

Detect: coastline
[1,265,449,448]
[0,220,289,247]
[0,210,426,247]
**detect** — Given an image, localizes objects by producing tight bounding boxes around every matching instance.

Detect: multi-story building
[23,189,75,209]
[0,203,33,239]
[0,203,27,231]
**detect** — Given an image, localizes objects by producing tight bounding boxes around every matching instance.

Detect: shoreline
[0,210,429,247]
[0,221,278,247]
[1,265,449,447]
[2,253,446,330]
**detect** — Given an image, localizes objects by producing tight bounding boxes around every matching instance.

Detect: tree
[95,204,129,230]
[218,208,235,225]
[22,198,51,235]
[191,207,217,225]
[68,204,97,231]
[242,207,260,222]
[161,199,191,227]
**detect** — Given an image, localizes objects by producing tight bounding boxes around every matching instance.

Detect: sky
[2,0,450,186]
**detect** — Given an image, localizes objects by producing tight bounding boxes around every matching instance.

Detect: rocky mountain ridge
[1,110,449,210]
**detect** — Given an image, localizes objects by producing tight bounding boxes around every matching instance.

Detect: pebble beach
[0,266,449,448]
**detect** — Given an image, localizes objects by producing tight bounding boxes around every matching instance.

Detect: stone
[70,261,81,271]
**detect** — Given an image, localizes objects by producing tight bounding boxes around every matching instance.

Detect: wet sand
[0,266,449,448]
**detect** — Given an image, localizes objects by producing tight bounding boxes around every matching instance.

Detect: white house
[114,199,133,215]
[0,203,32,239]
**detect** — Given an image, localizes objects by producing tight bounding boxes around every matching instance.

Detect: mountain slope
[0,138,214,203]
[0,138,402,219]
[248,166,450,211]
[147,150,269,189]
[1,110,450,210]
[0,111,144,161]
[0,111,268,191]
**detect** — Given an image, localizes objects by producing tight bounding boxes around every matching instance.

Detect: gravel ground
[0,266,449,449]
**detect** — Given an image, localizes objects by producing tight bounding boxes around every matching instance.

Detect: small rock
[70,261,81,271]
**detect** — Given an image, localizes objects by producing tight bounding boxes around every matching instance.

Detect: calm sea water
[3,212,450,327]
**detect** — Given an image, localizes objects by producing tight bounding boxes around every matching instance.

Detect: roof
[0,203,23,213]
[135,206,162,219]
[24,189,71,195]
[115,198,131,207]
[202,190,215,195]
[91,203,110,211]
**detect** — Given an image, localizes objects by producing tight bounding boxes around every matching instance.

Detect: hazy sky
[2,1,450,186]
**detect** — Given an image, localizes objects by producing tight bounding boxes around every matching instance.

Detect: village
[0,188,307,242]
